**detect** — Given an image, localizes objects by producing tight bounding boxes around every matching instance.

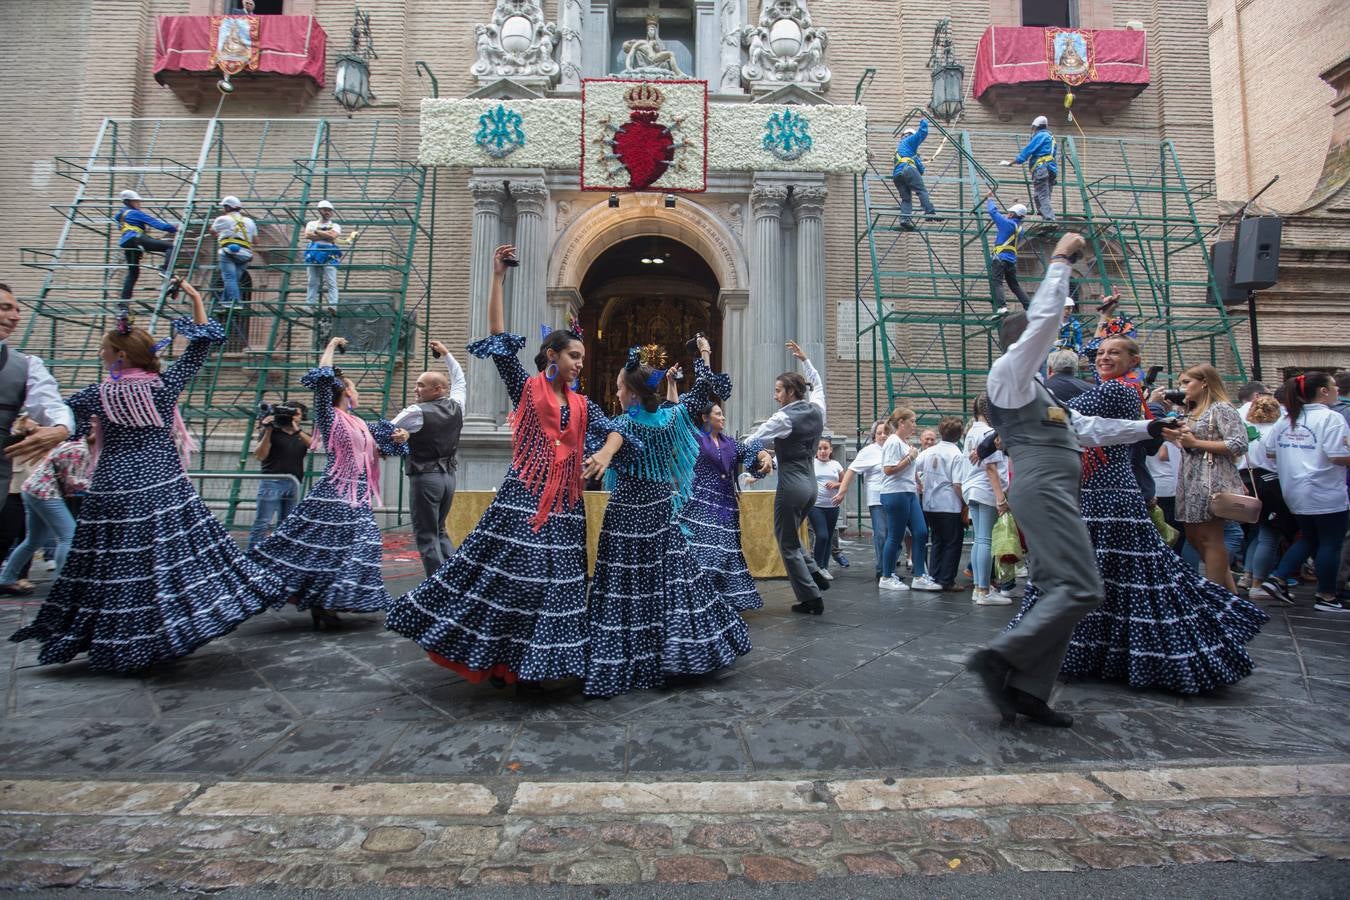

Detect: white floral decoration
[581,80,707,192]
[419,98,581,168]
[707,104,867,173]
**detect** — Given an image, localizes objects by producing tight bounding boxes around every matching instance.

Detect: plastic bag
[992,512,1023,565]
[1148,503,1178,547]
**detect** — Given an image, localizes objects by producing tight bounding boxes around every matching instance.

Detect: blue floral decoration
[474,104,525,159]
[763,108,813,162]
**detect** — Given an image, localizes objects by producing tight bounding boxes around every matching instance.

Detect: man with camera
[391,340,466,576]
[248,399,312,549]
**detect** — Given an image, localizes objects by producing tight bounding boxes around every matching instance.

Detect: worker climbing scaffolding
[891,118,939,230]
[985,190,1030,316]
[1001,115,1058,220]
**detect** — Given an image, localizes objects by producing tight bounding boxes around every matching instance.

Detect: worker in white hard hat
[890,118,939,230]
[998,115,1057,220]
[115,189,179,300]
[302,199,343,313]
[210,195,257,310]
[984,189,1030,316]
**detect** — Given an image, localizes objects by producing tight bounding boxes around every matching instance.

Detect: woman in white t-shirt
[959,394,1010,605]
[809,439,845,575]
[834,420,891,580]
[1240,396,1297,599]
[1257,373,1350,610]
[877,407,930,592]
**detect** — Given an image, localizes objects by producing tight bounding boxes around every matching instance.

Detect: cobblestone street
[2,544,1347,892]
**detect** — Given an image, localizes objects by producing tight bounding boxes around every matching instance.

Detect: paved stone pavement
[1,538,1347,890]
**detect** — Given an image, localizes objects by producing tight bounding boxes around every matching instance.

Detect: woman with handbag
[1241,396,1299,601]
[1172,364,1251,593]
[1257,373,1350,611]
[1007,337,1268,693]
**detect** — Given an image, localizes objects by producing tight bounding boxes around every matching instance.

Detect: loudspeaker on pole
[1209,240,1247,305]
[1234,215,1282,289]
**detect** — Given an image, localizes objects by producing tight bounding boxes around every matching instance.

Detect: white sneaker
[1247,585,1274,601]
[994,306,1009,316]
[911,575,943,592]
[44,560,56,572]
[995,585,1017,599]
[1237,573,1252,589]
[974,589,1012,606]
[819,569,834,581]
[878,576,909,592]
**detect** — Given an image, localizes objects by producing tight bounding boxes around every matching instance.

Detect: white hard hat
[1064,297,1077,307]
[1032,115,1049,128]
[316,199,335,211]
[119,189,141,202]
[900,126,917,137]
[220,195,242,209]
[1009,203,1029,217]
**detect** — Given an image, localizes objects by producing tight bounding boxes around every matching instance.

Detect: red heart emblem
[612,116,675,191]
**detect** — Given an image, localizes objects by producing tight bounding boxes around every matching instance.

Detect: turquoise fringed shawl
[603,403,700,515]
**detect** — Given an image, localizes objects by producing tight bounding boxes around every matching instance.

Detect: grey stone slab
[247,720,410,776]
[848,715,991,771]
[1249,706,1350,753]
[1067,710,1229,762]
[1159,707,1337,759]
[626,721,748,773]
[959,715,1114,766]
[1049,680,1184,712]
[769,687,932,720]
[124,719,296,774]
[503,722,628,776]
[1307,676,1350,705]
[9,685,154,719]
[374,722,517,776]
[286,689,451,722]
[150,687,295,720]
[0,718,190,774]
[741,717,875,772]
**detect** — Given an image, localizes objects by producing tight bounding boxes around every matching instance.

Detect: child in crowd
[915,417,967,591]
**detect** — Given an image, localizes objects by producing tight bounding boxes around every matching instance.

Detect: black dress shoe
[1008,687,1073,727]
[967,648,1016,723]
[811,570,832,591]
[310,607,343,631]
[791,599,824,616]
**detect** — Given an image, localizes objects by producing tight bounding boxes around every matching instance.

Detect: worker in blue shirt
[115,189,178,300]
[985,190,1030,315]
[1000,115,1057,220]
[891,118,938,229]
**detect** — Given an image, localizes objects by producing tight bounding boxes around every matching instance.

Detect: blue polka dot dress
[583,365,752,698]
[384,332,629,684]
[1007,379,1269,693]
[676,364,765,612]
[10,318,283,672]
[247,366,406,613]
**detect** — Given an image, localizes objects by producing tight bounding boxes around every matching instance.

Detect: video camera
[1161,389,1187,406]
[258,401,300,428]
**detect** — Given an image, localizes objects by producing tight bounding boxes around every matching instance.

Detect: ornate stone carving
[469,178,508,213]
[509,178,550,216]
[791,183,827,217]
[740,1,831,94]
[471,1,561,88]
[725,201,744,238]
[620,16,688,78]
[749,182,791,216]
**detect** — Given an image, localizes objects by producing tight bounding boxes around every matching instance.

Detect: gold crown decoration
[625,83,665,111]
[637,343,667,369]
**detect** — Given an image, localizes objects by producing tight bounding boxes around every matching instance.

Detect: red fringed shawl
[1081,377,1153,482]
[509,374,588,531]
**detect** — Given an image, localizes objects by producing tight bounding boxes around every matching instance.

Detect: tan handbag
[1206,451,1261,524]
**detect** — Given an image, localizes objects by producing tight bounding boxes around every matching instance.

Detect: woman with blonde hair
[1241,395,1297,599]
[1171,364,1248,592]
[878,406,935,592]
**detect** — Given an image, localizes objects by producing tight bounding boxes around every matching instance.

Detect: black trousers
[0,492,30,579]
[924,510,964,586]
[989,258,1030,310]
[121,236,174,299]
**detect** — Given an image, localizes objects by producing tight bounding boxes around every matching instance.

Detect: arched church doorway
[578,235,721,413]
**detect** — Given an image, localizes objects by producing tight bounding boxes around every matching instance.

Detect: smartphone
[502,253,520,268]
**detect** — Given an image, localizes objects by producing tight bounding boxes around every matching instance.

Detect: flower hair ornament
[625,344,668,390]
[114,303,134,336]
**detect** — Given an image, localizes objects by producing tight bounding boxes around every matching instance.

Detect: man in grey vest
[967,235,1184,727]
[747,341,829,615]
[0,284,77,471]
[391,340,466,576]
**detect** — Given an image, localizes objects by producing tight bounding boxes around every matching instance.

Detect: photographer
[247,399,311,549]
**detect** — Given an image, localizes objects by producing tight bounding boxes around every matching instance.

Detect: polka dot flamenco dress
[1007,379,1269,693]
[10,318,283,672]
[583,363,752,698]
[676,363,765,612]
[247,366,407,614]
[384,332,630,684]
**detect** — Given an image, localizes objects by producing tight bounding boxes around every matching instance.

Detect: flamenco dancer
[967,234,1185,726]
[583,339,751,697]
[1007,332,1268,693]
[11,280,281,671]
[385,245,628,686]
[674,345,766,613]
[248,336,409,629]
[747,341,827,616]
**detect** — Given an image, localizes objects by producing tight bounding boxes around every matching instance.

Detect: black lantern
[334,8,378,116]
[927,19,965,123]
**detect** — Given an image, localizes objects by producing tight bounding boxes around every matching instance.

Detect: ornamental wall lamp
[335,7,379,116]
[927,18,965,123]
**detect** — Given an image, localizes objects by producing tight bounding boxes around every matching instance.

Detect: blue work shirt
[1014,129,1057,175]
[891,119,929,177]
[115,207,177,247]
[986,199,1022,262]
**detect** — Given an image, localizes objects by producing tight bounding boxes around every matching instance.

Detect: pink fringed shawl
[311,405,381,507]
[91,368,196,471]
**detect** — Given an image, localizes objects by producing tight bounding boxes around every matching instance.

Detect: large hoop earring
[626,403,640,417]
[544,362,559,382]
[110,359,123,381]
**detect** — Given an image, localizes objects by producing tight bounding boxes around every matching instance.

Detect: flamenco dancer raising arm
[677,336,767,613]
[11,279,286,672]
[582,337,751,698]
[747,340,829,616]
[385,245,631,689]
[246,335,409,630]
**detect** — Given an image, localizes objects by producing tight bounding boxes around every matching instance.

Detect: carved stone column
[583,1,611,77]
[748,181,789,426]
[508,177,550,359]
[792,182,828,369]
[718,0,748,94]
[718,288,750,434]
[558,0,583,90]
[466,177,508,426]
[694,0,719,84]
